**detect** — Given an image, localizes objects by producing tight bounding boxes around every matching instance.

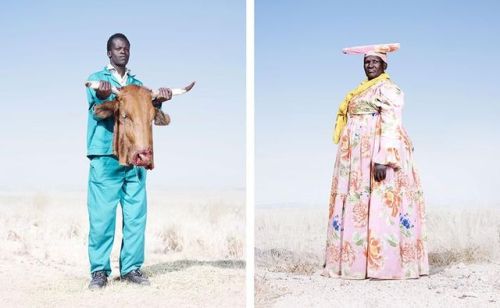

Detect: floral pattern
[367,234,384,271]
[323,80,429,279]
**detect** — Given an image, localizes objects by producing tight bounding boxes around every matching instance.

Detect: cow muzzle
[132,149,153,167]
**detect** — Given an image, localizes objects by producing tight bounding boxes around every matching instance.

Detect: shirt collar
[106,64,132,76]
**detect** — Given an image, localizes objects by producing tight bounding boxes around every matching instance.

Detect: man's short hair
[107,33,130,51]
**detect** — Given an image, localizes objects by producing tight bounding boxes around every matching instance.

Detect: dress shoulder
[378,79,404,107]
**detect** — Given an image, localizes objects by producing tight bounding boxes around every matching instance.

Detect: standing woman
[323,43,429,279]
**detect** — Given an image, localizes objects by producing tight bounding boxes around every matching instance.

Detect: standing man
[86,33,172,289]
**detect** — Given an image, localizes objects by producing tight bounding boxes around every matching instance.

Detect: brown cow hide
[93,85,170,169]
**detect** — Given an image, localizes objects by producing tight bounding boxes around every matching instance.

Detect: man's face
[364,55,387,80]
[108,38,130,67]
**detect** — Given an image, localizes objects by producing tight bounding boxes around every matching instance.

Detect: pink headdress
[342,43,400,63]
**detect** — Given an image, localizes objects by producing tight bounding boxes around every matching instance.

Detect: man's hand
[373,163,388,182]
[155,87,172,104]
[96,81,112,100]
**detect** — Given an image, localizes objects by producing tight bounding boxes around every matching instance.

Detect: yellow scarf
[333,73,390,143]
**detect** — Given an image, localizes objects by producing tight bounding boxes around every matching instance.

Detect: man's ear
[94,100,119,119]
[154,108,170,126]
[383,62,388,70]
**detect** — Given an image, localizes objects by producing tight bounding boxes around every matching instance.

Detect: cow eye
[121,113,127,119]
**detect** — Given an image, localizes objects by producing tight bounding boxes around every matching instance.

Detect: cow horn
[151,81,196,100]
[84,81,121,95]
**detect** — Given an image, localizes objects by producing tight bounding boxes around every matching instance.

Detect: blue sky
[1,0,499,207]
[0,0,245,192]
[256,0,500,207]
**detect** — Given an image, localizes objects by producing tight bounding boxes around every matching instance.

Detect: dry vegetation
[0,191,245,307]
[255,206,500,307]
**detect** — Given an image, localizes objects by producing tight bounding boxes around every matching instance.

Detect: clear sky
[256,0,500,208]
[0,0,245,192]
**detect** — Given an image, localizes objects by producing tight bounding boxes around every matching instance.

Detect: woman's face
[364,55,387,80]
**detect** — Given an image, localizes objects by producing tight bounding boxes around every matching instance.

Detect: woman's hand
[374,163,388,182]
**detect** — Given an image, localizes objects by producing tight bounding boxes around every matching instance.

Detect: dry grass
[256,207,500,274]
[0,190,245,307]
[0,191,245,263]
[255,206,500,307]
[426,208,500,266]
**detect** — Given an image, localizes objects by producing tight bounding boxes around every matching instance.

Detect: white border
[246,0,255,307]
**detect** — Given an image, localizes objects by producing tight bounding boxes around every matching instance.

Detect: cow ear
[94,100,119,119]
[154,108,170,126]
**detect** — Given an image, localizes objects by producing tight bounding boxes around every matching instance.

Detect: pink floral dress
[323,79,429,279]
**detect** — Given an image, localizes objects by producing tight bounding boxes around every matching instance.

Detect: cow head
[86,80,195,170]
[94,85,170,170]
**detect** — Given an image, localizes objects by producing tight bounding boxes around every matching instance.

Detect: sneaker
[88,270,107,289]
[121,269,150,286]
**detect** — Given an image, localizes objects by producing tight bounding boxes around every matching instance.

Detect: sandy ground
[0,191,245,307]
[255,207,500,307]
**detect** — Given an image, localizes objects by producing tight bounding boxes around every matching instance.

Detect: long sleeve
[373,82,404,169]
[86,74,113,122]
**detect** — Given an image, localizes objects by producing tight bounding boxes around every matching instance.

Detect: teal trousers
[87,155,147,276]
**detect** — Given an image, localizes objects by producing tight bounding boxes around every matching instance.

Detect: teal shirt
[86,66,143,157]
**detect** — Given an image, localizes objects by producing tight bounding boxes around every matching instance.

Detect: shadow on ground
[142,259,245,277]
[256,248,494,276]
